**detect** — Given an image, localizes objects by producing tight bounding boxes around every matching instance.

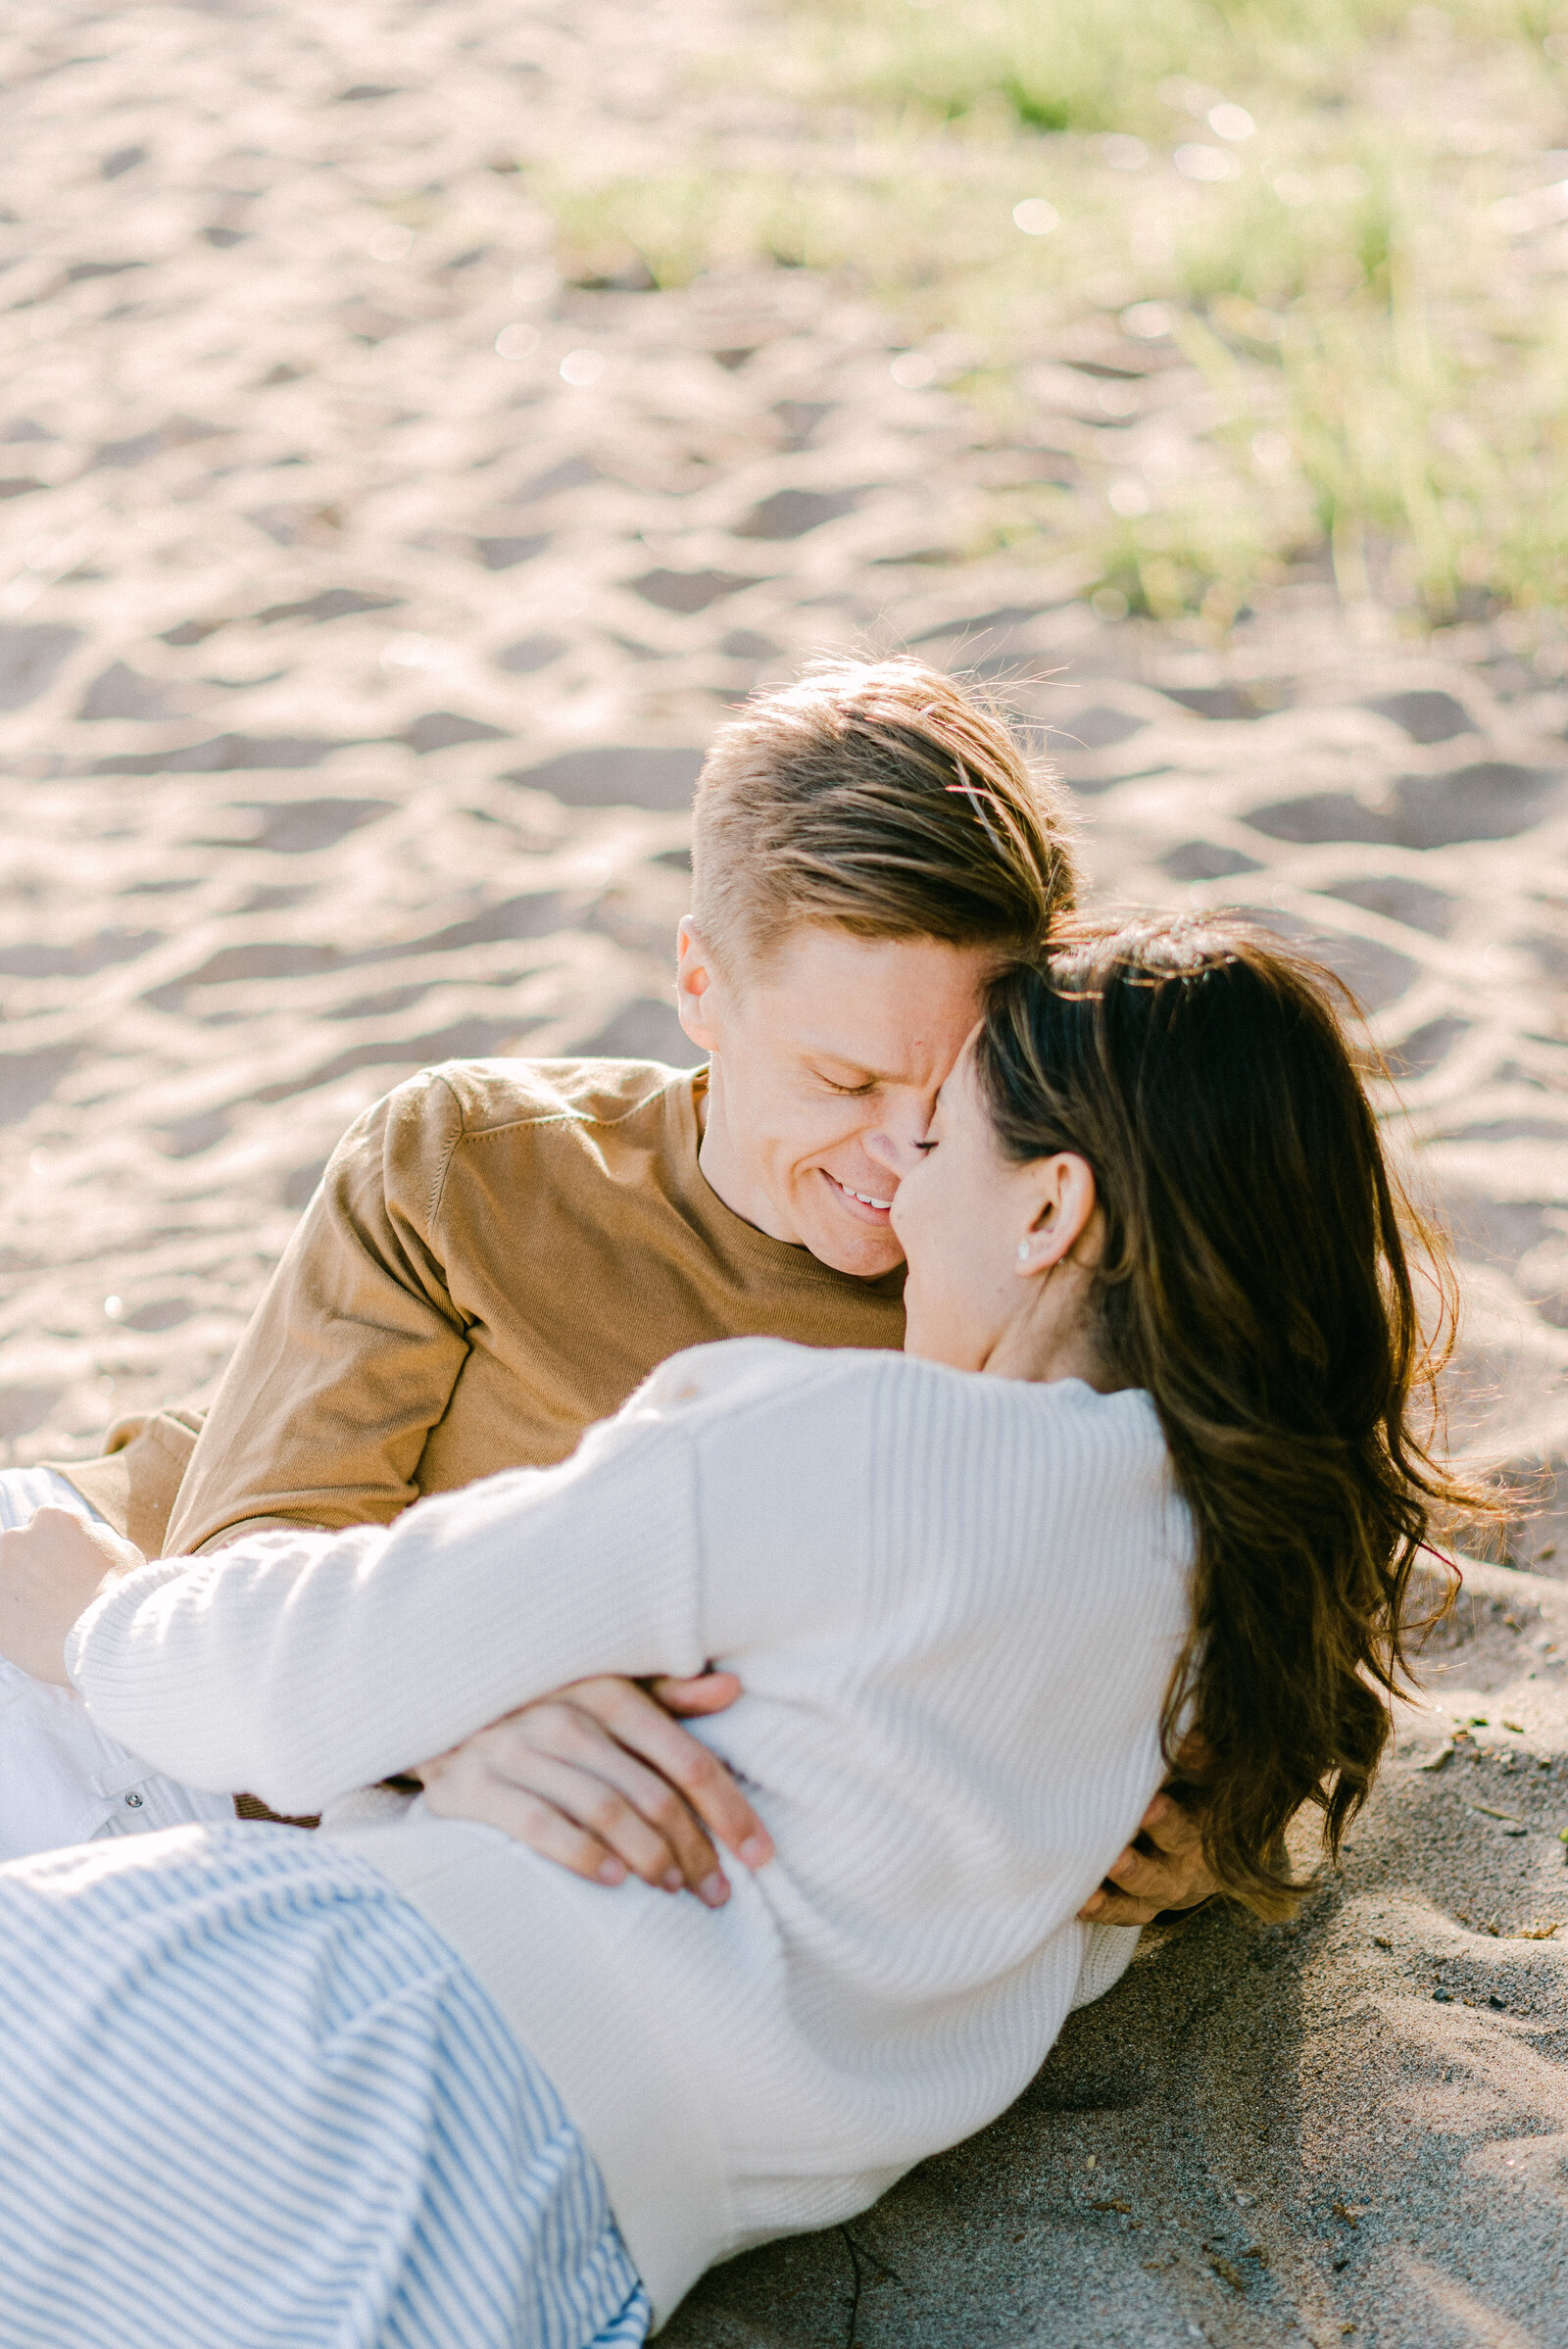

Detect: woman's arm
[0,1500,772,1900]
[69,1400,707,1817]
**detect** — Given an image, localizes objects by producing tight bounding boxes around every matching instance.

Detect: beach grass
[535,0,1568,623]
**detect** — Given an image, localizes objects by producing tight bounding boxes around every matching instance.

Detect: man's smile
[823,1170,895,1223]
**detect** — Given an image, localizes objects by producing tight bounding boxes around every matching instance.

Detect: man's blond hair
[691,656,1076,969]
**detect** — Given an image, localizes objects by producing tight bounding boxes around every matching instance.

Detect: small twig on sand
[840,2227,902,2346]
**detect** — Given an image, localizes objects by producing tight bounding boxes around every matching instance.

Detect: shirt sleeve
[163,1072,473,1556]
[69,1395,705,1816]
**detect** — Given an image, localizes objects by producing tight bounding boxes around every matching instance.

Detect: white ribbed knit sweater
[68,1340,1193,2323]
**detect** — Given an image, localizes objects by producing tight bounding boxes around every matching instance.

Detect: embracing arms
[446,1686,1214,1921]
[0,1501,1210,1925]
[0,1494,1201,1915]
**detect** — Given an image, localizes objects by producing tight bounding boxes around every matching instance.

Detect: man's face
[676,919,998,1278]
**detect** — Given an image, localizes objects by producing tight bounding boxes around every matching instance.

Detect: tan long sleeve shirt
[59,1057,906,1558]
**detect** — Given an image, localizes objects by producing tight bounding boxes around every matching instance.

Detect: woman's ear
[1013,1153,1098,1277]
[675,917,723,1053]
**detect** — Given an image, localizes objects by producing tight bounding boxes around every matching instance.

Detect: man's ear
[675,916,724,1054]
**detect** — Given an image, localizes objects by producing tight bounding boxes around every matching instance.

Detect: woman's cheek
[892,1184,927,1262]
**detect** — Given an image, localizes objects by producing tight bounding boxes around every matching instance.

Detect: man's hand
[1078,1787,1218,1927]
[417,1672,773,1906]
[0,1507,145,1687]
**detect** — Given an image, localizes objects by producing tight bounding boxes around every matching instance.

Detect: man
[14,656,1208,1924]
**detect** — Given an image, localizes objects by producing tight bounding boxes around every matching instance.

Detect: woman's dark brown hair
[976,912,1490,1917]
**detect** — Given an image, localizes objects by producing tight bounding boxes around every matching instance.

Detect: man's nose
[864,1113,931,1179]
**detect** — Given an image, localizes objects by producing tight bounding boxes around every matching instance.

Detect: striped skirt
[0,1822,651,2349]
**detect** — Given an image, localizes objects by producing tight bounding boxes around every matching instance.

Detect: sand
[1,3,1566,2341]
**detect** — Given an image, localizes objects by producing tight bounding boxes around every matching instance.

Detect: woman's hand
[416,1672,774,1906]
[1078,1786,1218,1926]
[0,1507,145,1687]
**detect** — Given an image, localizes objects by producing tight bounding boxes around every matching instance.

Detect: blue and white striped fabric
[0,1821,652,2349]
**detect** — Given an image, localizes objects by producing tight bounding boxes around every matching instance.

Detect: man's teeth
[840,1181,893,1210]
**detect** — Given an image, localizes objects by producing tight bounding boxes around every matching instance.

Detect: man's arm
[164,1070,472,1557]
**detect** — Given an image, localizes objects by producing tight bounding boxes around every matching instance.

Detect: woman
[0,914,1477,2348]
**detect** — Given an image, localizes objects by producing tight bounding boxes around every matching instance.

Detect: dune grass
[537,0,1568,621]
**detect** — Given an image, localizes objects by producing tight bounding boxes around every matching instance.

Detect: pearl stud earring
[1017,1241,1030,1261]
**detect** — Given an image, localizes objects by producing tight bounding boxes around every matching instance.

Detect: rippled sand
[2,5,1567,2342]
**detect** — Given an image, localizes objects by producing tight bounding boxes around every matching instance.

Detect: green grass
[533,0,1568,621]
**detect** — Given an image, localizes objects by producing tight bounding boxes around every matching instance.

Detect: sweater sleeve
[69,1399,705,1816]
[163,1072,473,1557]
[1068,1923,1142,2010]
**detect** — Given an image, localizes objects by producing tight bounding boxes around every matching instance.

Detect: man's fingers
[1080,1770,1217,1926]
[558,1680,773,1868]
[1099,1825,1219,1915]
[1104,1839,1202,1900]
[647,1671,743,1717]
[502,1745,723,1895]
[1136,1787,1199,1847]
[514,1731,729,1896]
[431,1678,775,1901]
[422,1741,707,1896]
[440,1709,734,1900]
[1102,1845,1171,1902]
[1078,1886,1163,1927]
[421,1761,627,1886]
